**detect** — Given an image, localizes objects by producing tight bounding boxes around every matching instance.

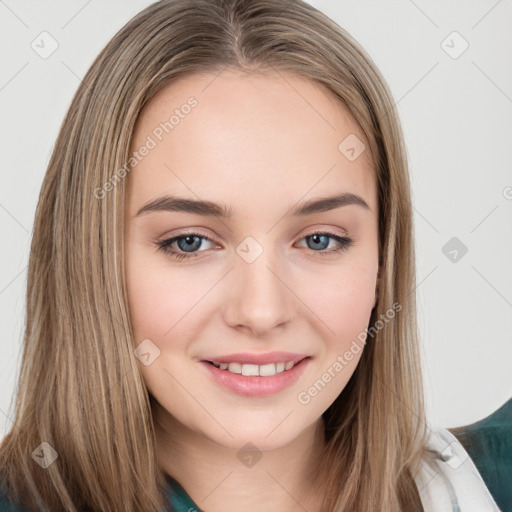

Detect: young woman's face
[125,69,379,451]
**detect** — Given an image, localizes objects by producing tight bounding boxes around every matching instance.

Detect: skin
[124,68,380,512]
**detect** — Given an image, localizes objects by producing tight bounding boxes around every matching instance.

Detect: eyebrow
[135,192,371,218]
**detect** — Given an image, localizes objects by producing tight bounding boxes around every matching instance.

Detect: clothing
[166,473,204,511]
[415,426,501,511]
[165,438,503,512]
[449,398,512,511]
[1,399,510,511]
[165,399,512,511]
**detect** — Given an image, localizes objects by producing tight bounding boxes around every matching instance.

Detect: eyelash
[155,229,354,261]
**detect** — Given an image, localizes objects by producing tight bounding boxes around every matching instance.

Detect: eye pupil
[177,235,202,252]
[308,234,329,251]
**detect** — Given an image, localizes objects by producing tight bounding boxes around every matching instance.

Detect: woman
[0,0,508,510]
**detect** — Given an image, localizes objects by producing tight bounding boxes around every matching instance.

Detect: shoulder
[449,398,512,512]
[0,493,28,512]
[164,473,203,512]
[415,424,501,511]
[0,482,32,512]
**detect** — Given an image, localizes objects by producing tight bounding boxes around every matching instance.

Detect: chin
[203,424,303,453]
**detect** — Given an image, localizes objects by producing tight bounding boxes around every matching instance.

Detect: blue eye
[156,230,353,261]
[299,232,353,253]
[156,233,216,260]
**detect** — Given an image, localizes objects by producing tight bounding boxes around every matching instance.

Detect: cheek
[126,247,210,344]
[294,266,375,410]
[126,232,378,337]
[297,260,377,343]
[125,250,207,399]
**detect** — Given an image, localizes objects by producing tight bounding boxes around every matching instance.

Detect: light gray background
[1,0,511,442]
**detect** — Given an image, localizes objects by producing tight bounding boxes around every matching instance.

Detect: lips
[199,356,311,397]
[200,351,308,366]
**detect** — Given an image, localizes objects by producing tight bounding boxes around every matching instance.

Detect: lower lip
[199,358,310,397]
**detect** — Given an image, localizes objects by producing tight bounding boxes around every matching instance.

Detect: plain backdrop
[1,0,511,443]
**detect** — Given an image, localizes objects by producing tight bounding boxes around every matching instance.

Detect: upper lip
[200,352,309,365]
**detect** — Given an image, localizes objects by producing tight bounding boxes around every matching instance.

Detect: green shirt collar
[165,474,204,512]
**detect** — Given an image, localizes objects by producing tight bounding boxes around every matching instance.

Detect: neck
[153,404,327,512]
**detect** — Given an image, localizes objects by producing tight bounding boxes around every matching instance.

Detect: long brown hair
[0,0,428,510]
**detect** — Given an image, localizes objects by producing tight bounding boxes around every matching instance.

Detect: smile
[200,357,311,397]
[207,360,297,376]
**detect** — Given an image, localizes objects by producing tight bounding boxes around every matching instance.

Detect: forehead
[127,69,377,217]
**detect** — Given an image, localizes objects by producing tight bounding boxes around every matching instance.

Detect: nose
[222,246,294,338]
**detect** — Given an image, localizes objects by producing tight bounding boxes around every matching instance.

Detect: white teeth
[241,364,259,376]
[210,360,298,376]
[226,362,242,374]
[259,363,277,376]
